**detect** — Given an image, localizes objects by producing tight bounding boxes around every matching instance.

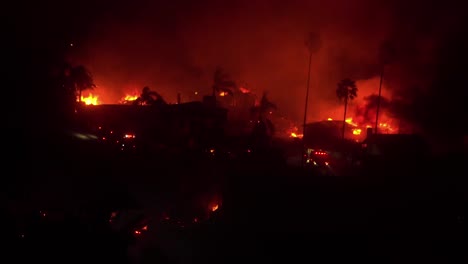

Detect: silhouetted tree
[212,67,236,98]
[336,78,358,139]
[133,86,167,106]
[67,65,96,102]
[250,92,277,140]
[56,63,79,116]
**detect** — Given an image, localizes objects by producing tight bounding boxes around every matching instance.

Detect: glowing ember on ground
[327,117,333,121]
[80,93,99,105]
[211,204,219,212]
[219,91,228,97]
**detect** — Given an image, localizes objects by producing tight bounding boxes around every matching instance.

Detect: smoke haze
[8,0,467,138]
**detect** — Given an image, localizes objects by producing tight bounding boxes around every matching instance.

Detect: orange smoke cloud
[67,0,464,139]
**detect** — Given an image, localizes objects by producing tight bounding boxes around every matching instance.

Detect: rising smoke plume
[8,0,466,140]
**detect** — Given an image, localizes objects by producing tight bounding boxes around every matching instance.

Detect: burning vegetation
[75,73,399,143]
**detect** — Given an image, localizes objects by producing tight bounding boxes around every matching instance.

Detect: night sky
[5,0,467,141]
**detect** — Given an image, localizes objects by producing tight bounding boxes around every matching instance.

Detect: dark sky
[6,0,467,139]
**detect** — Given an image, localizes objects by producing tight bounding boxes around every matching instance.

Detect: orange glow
[80,93,99,105]
[124,133,136,139]
[352,128,362,135]
[120,94,139,104]
[314,151,327,155]
[239,87,250,94]
[313,76,402,136]
[211,204,219,212]
[378,122,396,133]
[290,132,303,138]
[219,91,228,97]
[124,94,138,101]
[345,117,357,127]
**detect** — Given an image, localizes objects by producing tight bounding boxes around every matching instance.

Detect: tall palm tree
[336,78,358,139]
[212,67,236,98]
[303,32,321,129]
[302,32,321,166]
[133,86,167,106]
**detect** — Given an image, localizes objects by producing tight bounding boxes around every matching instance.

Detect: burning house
[75,100,227,153]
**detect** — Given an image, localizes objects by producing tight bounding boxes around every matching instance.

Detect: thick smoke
[74,1,390,112]
[66,0,465,138]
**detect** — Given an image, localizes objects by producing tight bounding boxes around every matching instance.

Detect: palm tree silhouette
[336,78,358,139]
[302,32,321,166]
[133,86,167,106]
[212,67,236,98]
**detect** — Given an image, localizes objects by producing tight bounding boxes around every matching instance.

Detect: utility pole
[301,32,321,167]
[342,97,348,140]
[301,51,313,167]
[375,40,394,134]
[374,64,384,134]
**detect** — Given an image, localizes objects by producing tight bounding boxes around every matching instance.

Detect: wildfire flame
[290,132,304,139]
[219,91,228,97]
[119,94,139,104]
[123,94,138,101]
[347,117,395,135]
[345,117,358,127]
[80,93,99,105]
